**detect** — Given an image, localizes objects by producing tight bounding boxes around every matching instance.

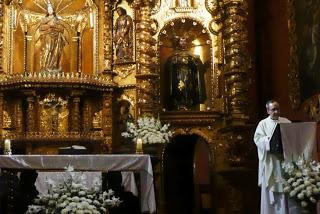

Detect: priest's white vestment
[254,116,291,214]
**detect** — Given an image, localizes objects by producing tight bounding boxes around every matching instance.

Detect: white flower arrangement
[281,157,320,209]
[121,116,173,144]
[26,166,121,214]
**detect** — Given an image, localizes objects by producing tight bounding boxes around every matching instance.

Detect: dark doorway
[163,134,206,214]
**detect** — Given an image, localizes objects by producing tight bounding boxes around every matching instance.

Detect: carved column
[0,0,4,73]
[71,91,82,133]
[102,91,113,153]
[15,100,23,134]
[222,0,250,124]
[83,99,91,134]
[73,97,81,132]
[0,93,3,139]
[135,0,159,117]
[102,0,117,82]
[25,93,36,132]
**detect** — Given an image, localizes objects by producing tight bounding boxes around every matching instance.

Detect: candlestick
[4,139,12,155]
[136,138,143,154]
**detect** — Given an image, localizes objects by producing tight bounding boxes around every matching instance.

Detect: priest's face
[267,101,280,120]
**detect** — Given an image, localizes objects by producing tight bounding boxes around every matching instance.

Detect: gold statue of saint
[38,2,67,73]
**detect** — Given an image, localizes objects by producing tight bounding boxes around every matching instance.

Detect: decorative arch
[158,17,213,111]
[160,127,215,167]
[172,127,212,144]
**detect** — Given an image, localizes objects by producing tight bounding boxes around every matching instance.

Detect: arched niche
[159,18,212,111]
[162,134,214,213]
[6,0,98,75]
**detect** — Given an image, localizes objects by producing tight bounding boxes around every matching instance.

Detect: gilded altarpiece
[0,0,116,154]
[0,0,257,213]
[152,0,256,213]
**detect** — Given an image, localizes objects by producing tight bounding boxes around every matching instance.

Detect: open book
[269,124,283,155]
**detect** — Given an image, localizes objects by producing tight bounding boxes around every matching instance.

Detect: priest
[254,100,291,214]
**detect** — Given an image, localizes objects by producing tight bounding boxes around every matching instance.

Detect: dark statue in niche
[114,7,133,63]
[119,101,134,129]
[165,35,206,110]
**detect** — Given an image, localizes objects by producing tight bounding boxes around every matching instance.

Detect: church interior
[0,0,318,213]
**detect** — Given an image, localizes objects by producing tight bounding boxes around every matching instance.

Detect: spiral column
[222,0,250,124]
[135,0,159,117]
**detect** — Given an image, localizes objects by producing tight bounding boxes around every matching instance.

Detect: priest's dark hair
[265,100,277,108]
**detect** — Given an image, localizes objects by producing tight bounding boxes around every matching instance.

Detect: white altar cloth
[0,155,155,213]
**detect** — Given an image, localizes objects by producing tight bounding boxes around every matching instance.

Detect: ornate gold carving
[25,131,103,141]
[135,1,159,116]
[170,0,197,12]
[136,77,159,116]
[218,125,256,168]
[120,92,135,107]
[102,92,113,136]
[102,137,112,154]
[25,91,36,132]
[173,128,213,143]
[102,92,113,153]
[83,99,91,133]
[103,0,115,72]
[161,111,222,127]
[136,3,157,75]
[39,93,68,133]
[114,64,136,79]
[3,110,12,129]
[71,96,81,132]
[152,0,212,39]
[92,110,102,129]
[0,72,116,89]
[39,93,67,108]
[14,100,23,133]
[220,0,250,124]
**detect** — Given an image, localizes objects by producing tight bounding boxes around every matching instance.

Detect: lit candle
[4,139,11,151]
[136,138,143,154]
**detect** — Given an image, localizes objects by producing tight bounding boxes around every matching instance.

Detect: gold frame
[287,0,301,109]
[287,0,320,120]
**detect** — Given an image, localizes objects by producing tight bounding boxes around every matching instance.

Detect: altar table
[0,154,156,213]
